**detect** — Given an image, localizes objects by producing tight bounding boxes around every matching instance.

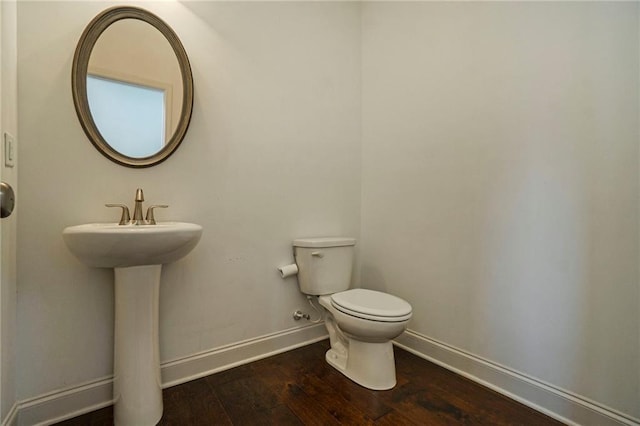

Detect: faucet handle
[145,205,168,225]
[105,204,131,225]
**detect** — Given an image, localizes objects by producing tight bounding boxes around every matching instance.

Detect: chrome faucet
[106,188,168,225]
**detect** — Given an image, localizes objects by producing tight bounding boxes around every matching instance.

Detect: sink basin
[63,222,203,268]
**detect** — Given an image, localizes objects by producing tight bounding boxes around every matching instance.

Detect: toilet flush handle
[311,251,324,258]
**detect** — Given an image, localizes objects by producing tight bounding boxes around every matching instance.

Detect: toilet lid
[331,289,412,321]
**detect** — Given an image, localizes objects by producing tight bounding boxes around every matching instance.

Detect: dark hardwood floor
[56,340,563,425]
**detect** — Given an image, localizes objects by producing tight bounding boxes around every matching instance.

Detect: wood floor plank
[295,372,376,424]
[250,349,345,425]
[386,386,478,425]
[318,364,393,420]
[214,376,283,424]
[374,410,422,426]
[246,404,303,426]
[277,384,343,426]
[159,378,232,426]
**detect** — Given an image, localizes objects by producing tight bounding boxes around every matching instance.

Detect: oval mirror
[72,7,193,168]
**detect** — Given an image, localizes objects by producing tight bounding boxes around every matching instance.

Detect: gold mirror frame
[72,6,194,168]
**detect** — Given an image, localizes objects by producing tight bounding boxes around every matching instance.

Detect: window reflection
[87,75,166,158]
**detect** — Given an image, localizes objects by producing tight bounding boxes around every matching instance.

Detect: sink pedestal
[114,265,163,425]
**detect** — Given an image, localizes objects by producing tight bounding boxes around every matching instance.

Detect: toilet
[293,237,412,390]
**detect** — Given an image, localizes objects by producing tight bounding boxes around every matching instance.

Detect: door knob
[0,181,15,218]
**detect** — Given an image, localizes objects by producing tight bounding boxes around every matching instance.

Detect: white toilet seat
[330,289,412,322]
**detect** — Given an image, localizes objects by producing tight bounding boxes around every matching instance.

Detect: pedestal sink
[63,222,203,425]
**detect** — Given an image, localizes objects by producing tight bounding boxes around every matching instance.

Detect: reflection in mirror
[87,75,165,157]
[72,6,193,168]
[87,18,184,158]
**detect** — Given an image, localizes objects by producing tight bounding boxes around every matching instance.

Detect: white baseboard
[160,323,327,387]
[17,378,113,426]
[1,402,18,426]
[394,329,640,426]
[14,324,327,426]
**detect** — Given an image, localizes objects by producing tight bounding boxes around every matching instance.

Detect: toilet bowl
[293,237,412,390]
[318,289,412,390]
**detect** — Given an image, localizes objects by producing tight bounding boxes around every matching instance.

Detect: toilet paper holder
[277,263,298,278]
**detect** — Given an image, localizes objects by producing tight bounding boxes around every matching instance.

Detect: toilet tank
[293,237,356,295]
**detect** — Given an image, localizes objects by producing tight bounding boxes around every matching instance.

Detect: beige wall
[361,1,639,418]
[17,0,361,400]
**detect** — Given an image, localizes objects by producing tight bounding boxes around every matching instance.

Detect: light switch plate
[4,132,15,168]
